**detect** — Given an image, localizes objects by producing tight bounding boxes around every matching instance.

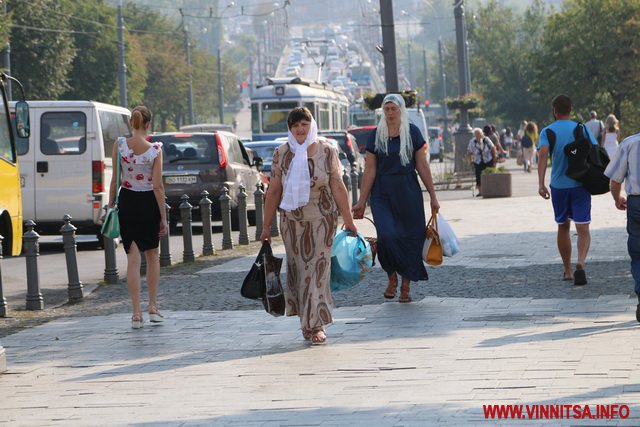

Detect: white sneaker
[149,312,164,323]
[131,315,143,329]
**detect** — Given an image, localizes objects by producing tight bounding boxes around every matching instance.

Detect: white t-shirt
[585,119,604,140]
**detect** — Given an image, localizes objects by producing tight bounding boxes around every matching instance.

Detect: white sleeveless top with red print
[117,136,162,192]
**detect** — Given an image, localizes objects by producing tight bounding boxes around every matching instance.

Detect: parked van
[11,100,131,237]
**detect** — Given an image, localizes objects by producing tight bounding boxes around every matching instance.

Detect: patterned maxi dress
[271,140,342,332]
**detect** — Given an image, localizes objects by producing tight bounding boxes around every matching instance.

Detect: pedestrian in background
[585,111,605,144]
[520,121,538,173]
[537,95,598,286]
[502,127,514,157]
[604,132,640,321]
[352,94,440,303]
[260,106,356,345]
[601,114,620,160]
[107,105,168,329]
[467,127,497,197]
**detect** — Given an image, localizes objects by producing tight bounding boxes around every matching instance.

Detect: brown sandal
[311,328,327,345]
[399,283,412,303]
[384,274,398,299]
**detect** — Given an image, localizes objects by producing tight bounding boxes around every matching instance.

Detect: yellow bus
[0,73,30,256]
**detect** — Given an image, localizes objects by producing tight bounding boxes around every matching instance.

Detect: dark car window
[151,134,218,164]
[348,128,375,153]
[246,145,277,163]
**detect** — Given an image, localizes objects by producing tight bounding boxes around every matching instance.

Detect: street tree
[61,1,119,103]
[534,0,640,135]
[7,0,75,99]
[466,0,548,127]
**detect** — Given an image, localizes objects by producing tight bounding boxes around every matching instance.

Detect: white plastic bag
[437,213,459,257]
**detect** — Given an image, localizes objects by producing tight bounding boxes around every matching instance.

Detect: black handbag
[241,241,286,317]
[240,241,271,300]
[262,249,285,317]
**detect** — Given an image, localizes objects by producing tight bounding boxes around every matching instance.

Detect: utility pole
[379,0,398,92]
[117,0,127,107]
[423,49,429,102]
[179,9,195,124]
[1,1,11,100]
[453,0,472,173]
[407,40,413,89]
[438,38,448,148]
[217,48,224,124]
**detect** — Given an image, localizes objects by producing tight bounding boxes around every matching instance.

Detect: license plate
[164,175,197,185]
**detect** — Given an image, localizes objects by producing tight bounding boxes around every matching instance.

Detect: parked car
[428,126,444,162]
[243,141,282,180]
[149,131,263,230]
[318,131,363,171]
[347,125,376,154]
[179,123,232,133]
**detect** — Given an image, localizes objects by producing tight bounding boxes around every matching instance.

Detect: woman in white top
[107,105,168,329]
[602,114,620,160]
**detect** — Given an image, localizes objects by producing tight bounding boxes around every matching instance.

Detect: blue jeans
[627,196,640,295]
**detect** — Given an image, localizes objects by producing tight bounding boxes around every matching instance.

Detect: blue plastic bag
[330,230,373,292]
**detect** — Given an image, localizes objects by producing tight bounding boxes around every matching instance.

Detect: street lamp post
[217,48,224,124]
[379,0,399,92]
[180,9,195,125]
[453,0,472,173]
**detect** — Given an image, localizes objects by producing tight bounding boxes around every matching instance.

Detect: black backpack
[546,123,610,195]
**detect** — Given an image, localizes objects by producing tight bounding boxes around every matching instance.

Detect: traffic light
[424,99,430,109]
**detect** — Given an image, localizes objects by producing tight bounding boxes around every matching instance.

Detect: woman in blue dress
[352,94,440,302]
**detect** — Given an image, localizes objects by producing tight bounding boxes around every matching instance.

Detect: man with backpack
[537,95,599,286]
[585,111,604,144]
[604,133,640,321]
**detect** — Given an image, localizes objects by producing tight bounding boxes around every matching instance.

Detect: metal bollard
[342,166,351,191]
[351,162,359,206]
[0,235,7,317]
[160,202,172,267]
[254,182,265,241]
[270,209,279,238]
[220,186,233,250]
[179,194,195,262]
[23,220,43,310]
[60,215,83,302]
[200,191,215,256]
[237,184,249,245]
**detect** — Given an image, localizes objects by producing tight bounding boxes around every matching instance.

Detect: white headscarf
[375,93,413,166]
[279,117,318,212]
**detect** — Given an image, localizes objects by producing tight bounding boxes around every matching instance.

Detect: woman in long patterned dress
[260,107,357,345]
[352,94,440,303]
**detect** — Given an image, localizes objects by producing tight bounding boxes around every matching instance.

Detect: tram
[250,77,350,141]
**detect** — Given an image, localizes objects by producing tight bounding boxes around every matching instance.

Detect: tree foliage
[534,0,640,135]
[61,1,119,103]
[467,0,548,127]
[7,0,75,99]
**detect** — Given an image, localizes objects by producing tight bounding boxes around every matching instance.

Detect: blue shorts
[550,186,591,224]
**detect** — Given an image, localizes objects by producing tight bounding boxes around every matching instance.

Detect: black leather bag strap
[545,128,556,162]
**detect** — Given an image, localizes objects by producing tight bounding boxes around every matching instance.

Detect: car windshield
[153,135,217,164]
[245,144,278,163]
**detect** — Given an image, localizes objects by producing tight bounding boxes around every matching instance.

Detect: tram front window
[262,101,298,133]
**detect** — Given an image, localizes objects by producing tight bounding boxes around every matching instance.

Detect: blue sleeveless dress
[366,124,428,281]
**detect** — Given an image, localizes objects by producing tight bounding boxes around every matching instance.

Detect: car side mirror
[14,101,30,138]
[253,156,263,171]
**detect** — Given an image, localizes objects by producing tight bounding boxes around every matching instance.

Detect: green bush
[482,166,509,174]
